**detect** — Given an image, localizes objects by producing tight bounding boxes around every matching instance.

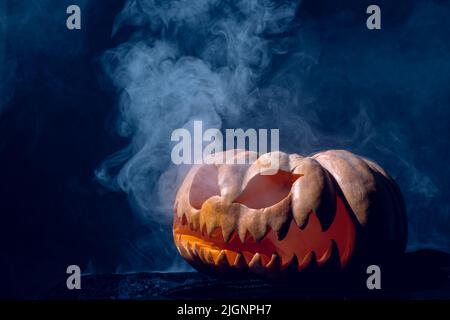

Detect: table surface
[46,249,450,300]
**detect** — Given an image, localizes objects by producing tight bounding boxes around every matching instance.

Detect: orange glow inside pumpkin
[173,195,356,270]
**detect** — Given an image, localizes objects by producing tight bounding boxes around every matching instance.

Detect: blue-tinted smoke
[96,0,301,271]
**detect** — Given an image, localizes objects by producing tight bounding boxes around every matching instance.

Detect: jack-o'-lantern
[173,150,407,278]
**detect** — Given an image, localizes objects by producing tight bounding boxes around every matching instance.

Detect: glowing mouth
[173,195,356,275]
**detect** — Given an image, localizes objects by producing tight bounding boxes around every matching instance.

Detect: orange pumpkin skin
[173,150,407,278]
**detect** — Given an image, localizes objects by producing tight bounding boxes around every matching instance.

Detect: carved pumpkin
[173,150,407,278]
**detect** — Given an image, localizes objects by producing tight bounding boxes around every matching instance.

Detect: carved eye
[189,165,221,209]
[234,171,302,209]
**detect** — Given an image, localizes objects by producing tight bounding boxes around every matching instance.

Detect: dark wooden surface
[45,249,450,300]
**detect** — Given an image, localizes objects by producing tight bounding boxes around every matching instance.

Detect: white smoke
[96,0,300,225]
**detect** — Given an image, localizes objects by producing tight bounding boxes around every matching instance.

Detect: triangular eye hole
[189,165,221,210]
[234,171,302,209]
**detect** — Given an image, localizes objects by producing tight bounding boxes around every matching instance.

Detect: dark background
[1,0,449,298]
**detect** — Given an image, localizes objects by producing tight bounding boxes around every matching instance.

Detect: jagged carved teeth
[175,206,341,271]
[175,230,338,272]
[293,204,337,233]
[181,201,338,244]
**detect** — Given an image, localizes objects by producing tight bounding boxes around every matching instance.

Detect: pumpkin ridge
[173,149,406,278]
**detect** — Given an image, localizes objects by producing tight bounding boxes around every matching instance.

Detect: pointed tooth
[215,250,229,268]
[188,243,204,264]
[206,250,215,264]
[251,253,281,277]
[238,227,247,243]
[199,247,209,263]
[199,203,219,236]
[205,222,217,237]
[199,218,207,236]
[222,228,234,243]
[192,243,200,258]
[238,215,266,243]
[233,253,247,269]
[280,254,294,269]
[253,254,282,278]
[291,173,312,229]
[317,240,342,274]
[273,220,291,240]
[199,247,214,265]
[200,224,207,236]
[315,174,337,232]
[191,211,201,231]
[176,240,189,259]
[198,211,207,235]
[266,254,280,272]
[291,159,337,231]
[186,212,193,227]
[297,215,309,230]
[249,225,267,242]
[317,242,333,266]
[183,241,191,256]
[196,246,206,263]
[324,241,342,270]
[199,247,206,262]
[221,227,234,243]
[298,252,313,271]
[219,211,238,243]
[185,242,195,259]
[180,238,187,248]
[239,212,268,242]
[248,253,264,270]
[245,217,267,242]
[264,198,292,240]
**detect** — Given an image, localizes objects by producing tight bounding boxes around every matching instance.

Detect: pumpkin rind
[173,149,407,277]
